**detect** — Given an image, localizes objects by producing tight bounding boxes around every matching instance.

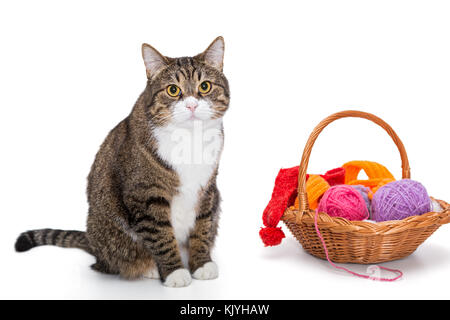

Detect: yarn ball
[317,185,368,221]
[367,178,395,200]
[371,179,431,222]
[351,185,372,216]
[294,175,330,210]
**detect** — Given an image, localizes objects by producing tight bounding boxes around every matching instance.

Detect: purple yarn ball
[372,179,431,222]
[350,185,372,217]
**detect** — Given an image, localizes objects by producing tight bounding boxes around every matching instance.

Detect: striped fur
[15,37,229,287]
[15,229,91,253]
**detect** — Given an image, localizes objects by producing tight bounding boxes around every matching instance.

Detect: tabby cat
[15,37,230,287]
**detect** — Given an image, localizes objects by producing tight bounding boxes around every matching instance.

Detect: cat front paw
[163,268,192,287]
[192,261,218,280]
[143,266,160,280]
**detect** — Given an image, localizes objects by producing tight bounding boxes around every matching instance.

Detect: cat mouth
[174,112,210,123]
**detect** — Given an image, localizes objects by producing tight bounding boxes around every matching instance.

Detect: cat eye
[198,81,212,94]
[167,84,181,97]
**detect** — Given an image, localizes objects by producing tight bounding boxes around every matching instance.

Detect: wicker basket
[282,110,450,264]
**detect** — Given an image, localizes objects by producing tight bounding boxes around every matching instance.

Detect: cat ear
[142,43,169,78]
[197,36,225,71]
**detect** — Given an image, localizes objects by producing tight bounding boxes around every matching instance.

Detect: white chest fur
[153,119,223,248]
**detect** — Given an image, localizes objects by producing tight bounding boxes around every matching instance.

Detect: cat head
[142,37,229,128]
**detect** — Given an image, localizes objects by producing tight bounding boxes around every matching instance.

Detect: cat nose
[186,101,198,112]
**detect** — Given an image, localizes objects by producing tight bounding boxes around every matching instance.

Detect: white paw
[163,269,192,287]
[143,266,160,279]
[192,262,218,280]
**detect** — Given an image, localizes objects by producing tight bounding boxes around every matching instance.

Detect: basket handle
[297,110,411,212]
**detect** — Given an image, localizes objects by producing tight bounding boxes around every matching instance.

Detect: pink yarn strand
[313,211,403,282]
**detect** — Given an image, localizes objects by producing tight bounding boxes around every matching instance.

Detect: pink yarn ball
[317,185,368,221]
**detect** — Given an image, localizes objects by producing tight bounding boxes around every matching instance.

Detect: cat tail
[15,229,92,254]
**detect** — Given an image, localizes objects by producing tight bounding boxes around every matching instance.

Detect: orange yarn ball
[294,175,330,210]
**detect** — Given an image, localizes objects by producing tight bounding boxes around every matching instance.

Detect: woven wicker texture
[282,110,450,264]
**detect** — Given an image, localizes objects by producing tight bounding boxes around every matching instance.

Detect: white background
[1,0,450,299]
